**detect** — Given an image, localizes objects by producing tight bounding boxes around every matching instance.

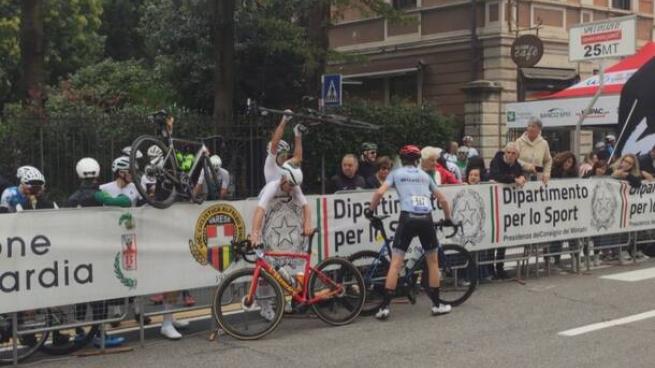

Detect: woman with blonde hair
[610,154,641,188]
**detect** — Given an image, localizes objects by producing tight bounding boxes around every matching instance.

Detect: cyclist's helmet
[463,135,474,144]
[149,109,169,125]
[209,155,222,171]
[280,161,303,186]
[361,142,378,153]
[266,140,291,155]
[112,156,131,173]
[16,165,38,181]
[76,158,100,179]
[20,166,45,185]
[399,145,421,161]
[147,145,164,165]
[121,146,143,159]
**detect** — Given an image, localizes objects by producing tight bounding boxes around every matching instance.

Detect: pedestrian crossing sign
[322,74,342,107]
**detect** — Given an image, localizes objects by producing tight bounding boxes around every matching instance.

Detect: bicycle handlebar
[233,228,321,264]
[434,219,463,239]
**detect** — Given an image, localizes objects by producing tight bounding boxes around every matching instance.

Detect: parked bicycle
[349,216,477,316]
[212,230,366,340]
[130,110,220,209]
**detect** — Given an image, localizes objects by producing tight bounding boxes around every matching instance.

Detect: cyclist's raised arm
[290,124,304,165]
[270,109,292,156]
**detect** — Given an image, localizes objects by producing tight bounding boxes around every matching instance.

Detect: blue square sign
[322,74,342,107]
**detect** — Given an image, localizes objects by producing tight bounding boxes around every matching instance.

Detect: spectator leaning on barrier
[548,151,579,269]
[579,152,598,178]
[420,147,459,185]
[358,142,378,182]
[466,156,488,181]
[638,144,655,181]
[329,154,366,192]
[610,154,642,188]
[489,143,526,279]
[584,160,609,178]
[465,167,494,282]
[462,135,479,157]
[516,117,552,184]
[437,148,462,182]
[366,155,393,189]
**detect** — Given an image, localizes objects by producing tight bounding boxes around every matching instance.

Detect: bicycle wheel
[348,250,389,316]
[421,245,477,306]
[0,311,49,364]
[190,157,217,204]
[130,135,178,209]
[213,268,284,340]
[309,257,365,326]
[38,306,99,356]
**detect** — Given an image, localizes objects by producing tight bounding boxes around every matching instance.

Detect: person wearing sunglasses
[610,154,642,188]
[358,142,379,183]
[0,166,54,213]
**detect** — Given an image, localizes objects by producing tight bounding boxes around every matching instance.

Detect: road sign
[569,15,636,62]
[322,74,342,107]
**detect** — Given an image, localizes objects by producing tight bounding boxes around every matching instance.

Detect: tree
[19,0,44,108]
[211,0,235,132]
[100,0,147,60]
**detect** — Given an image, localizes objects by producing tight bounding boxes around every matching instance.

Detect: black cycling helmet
[149,110,169,125]
[361,142,378,153]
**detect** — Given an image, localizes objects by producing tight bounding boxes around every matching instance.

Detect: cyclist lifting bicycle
[364,144,454,320]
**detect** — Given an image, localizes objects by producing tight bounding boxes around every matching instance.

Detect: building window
[392,0,417,10]
[611,0,631,10]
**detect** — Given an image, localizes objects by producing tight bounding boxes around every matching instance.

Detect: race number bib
[411,196,431,213]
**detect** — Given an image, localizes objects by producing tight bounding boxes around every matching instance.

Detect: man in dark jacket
[489,143,526,279]
[330,154,366,193]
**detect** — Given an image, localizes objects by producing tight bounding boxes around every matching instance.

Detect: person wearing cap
[358,142,378,182]
[462,136,479,157]
[605,134,616,156]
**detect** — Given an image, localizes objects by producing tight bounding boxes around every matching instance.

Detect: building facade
[329,0,655,158]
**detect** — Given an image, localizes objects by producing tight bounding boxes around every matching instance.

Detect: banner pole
[609,98,639,163]
[575,59,605,160]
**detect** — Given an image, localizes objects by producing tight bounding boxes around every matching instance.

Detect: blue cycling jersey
[0,186,28,213]
[385,166,436,214]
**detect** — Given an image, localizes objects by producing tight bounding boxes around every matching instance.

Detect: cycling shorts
[392,211,438,253]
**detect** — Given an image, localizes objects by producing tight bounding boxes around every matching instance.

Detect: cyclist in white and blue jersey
[365,145,454,320]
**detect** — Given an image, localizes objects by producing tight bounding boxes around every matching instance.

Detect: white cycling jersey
[99,181,141,206]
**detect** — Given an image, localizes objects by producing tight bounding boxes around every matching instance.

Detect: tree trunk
[19,0,45,110]
[301,0,331,103]
[212,0,235,134]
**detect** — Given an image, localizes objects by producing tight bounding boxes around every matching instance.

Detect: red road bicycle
[212,230,365,340]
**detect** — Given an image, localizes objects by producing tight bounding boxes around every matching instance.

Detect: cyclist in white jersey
[365,145,454,320]
[100,157,142,206]
[265,109,306,183]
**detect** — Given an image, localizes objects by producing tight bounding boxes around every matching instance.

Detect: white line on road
[558,310,655,336]
[600,266,655,282]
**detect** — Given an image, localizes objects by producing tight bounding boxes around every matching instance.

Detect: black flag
[614,57,655,157]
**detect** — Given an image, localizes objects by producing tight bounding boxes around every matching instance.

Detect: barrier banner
[1,178,651,313]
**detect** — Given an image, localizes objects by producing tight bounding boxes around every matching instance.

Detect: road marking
[558,310,655,336]
[600,266,655,282]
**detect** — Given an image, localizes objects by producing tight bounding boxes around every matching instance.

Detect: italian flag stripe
[489,186,495,243]
[315,197,323,262]
[494,186,500,243]
[322,197,330,257]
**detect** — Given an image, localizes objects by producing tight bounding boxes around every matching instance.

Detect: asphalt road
[24,259,655,368]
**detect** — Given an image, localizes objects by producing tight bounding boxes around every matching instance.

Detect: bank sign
[505,95,619,128]
[569,15,636,62]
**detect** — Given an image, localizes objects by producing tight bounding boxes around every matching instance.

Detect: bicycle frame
[159,136,210,194]
[245,251,344,308]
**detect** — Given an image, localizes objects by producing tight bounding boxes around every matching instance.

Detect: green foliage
[100,0,146,60]
[302,101,456,192]
[45,58,175,112]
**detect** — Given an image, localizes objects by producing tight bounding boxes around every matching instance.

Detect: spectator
[465,167,493,282]
[584,160,609,178]
[489,143,526,279]
[466,156,488,181]
[462,135,479,157]
[638,144,655,181]
[329,154,366,192]
[610,154,641,188]
[366,156,393,189]
[516,117,552,184]
[444,141,459,163]
[595,141,611,162]
[548,151,578,269]
[358,142,378,182]
[455,146,469,173]
[1,166,54,213]
[605,134,616,155]
[420,147,459,185]
[551,151,578,179]
[579,152,598,177]
[438,147,462,181]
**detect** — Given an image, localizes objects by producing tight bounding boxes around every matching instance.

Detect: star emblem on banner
[271,217,299,248]
[460,201,478,226]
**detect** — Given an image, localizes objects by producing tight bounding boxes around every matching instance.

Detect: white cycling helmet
[76,158,100,179]
[266,140,290,155]
[121,146,143,159]
[280,161,303,186]
[20,166,45,185]
[147,145,164,165]
[16,165,38,180]
[112,156,131,173]
[209,155,222,171]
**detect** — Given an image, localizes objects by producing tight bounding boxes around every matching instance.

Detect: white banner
[506,95,619,128]
[1,178,653,313]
